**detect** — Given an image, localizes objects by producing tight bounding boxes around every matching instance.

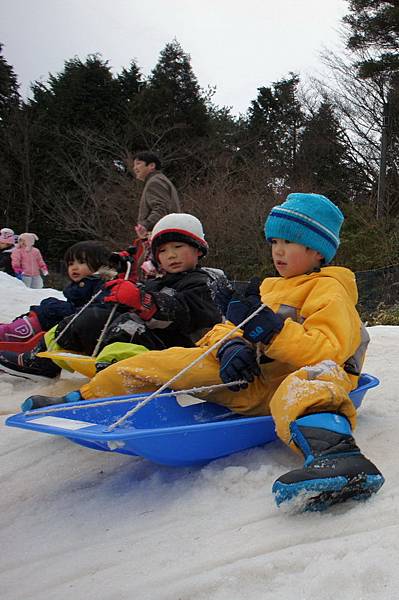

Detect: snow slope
[0,272,398,600]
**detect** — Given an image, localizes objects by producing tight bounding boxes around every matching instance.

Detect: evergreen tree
[29,54,122,131]
[296,100,364,203]
[146,39,208,134]
[117,60,144,102]
[343,1,399,217]
[0,43,22,229]
[23,55,131,249]
[344,1,399,77]
[137,39,211,176]
[246,74,305,184]
[116,60,148,153]
[0,43,19,119]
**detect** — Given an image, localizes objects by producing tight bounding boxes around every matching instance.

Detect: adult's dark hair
[64,241,111,273]
[133,151,161,170]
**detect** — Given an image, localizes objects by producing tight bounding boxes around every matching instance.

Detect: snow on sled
[0,331,44,353]
[6,373,379,467]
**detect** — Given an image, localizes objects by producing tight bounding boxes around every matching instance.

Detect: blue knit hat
[264,193,344,264]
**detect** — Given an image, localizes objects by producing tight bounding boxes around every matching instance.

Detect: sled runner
[0,331,45,354]
[6,373,379,467]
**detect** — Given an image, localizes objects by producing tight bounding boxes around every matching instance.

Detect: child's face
[157,242,201,273]
[271,238,323,278]
[0,242,11,250]
[67,259,94,282]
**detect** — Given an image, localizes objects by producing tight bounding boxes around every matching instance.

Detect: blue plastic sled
[6,373,379,467]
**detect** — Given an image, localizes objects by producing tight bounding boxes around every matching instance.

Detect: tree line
[1,0,399,279]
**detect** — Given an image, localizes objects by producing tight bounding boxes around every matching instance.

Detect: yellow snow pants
[80,346,358,449]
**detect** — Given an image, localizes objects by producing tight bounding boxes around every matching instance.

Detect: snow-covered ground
[1,271,398,600]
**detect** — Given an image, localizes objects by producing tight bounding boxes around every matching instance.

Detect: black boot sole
[0,364,60,382]
[273,472,384,512]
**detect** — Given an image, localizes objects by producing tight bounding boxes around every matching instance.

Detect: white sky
[0,0,348,115]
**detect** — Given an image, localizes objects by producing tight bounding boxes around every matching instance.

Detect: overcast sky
[0,0,348,115]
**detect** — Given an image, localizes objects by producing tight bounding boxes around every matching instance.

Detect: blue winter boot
[272,413,384,511]
[21,390,83,412]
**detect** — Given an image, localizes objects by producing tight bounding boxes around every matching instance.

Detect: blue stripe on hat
[268,209,338,250]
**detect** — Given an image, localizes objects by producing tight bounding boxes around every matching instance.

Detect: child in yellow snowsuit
[23,193,384,511]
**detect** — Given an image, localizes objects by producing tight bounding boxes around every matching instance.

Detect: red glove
[104,280,157,320]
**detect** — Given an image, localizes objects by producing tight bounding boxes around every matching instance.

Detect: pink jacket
[11,247,48,277]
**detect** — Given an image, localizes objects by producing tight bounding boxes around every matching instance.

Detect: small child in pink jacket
[12,233,48,289]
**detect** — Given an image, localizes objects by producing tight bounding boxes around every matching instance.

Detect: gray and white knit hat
[151,213,208,262]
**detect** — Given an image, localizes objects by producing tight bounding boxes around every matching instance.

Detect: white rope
[91,261,132,357]
[49,289,104,350]
[107,303,266,431]
[24,380,246,416]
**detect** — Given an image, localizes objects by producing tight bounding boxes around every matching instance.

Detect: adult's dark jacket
[0,248,14,276]
[54,267,226,355]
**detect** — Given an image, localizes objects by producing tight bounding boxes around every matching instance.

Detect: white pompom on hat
[151,213,208,263]
[0,227,15,244]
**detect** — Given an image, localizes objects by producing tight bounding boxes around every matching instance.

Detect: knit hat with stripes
[264,193,343,264]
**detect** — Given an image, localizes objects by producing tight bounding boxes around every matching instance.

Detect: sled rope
[24,380,246,416]
[107,303,267,431]
[91,261,132,358]
[49,289,104,350]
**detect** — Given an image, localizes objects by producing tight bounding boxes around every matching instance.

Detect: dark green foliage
[246,74,304,182]
[2,31,399,287]
[343,0,399,58]
[29,54,122,131]
[143,39,209,137]
[296,101,365,203]
[0,42,19,118]
[344,0,399,77]
[0,43,21,229]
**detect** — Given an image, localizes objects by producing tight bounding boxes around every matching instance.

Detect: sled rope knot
[107,303,267,431]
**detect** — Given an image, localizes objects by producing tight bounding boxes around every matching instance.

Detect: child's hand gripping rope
[217,338,260,391]
[226,277,284,345]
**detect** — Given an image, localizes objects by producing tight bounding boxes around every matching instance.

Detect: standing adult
[133,151,181,238]
[131,151,181,280]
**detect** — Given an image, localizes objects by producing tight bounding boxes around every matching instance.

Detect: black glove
[227,278,284,345]
[226,277,262,326]
[242,305,284,344]
[217,338,261,391]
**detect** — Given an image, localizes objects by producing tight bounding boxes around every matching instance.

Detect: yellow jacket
[198,266,368,383]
